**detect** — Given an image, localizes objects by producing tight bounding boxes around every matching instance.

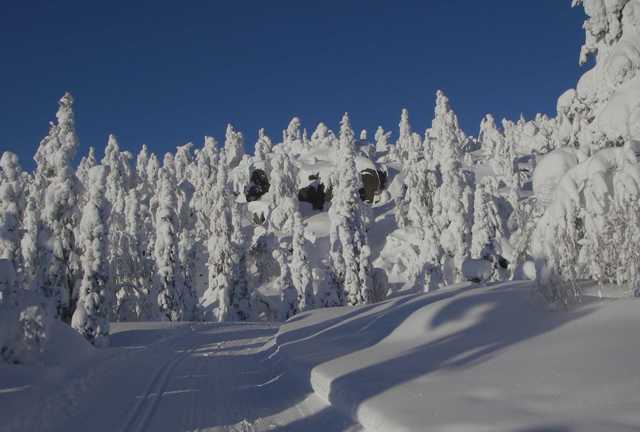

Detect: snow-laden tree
[0,153,25,270]
[154,167,185,321]
[430,91,472,284]
[76,147,97,195]
[254,128,273,161]
[374,126,392,153]
[310,122,335,148]
[416,215,444,292]
[175,143,194,185]
[274,245,298,320]
[291,212,314,311]
[229,202,252,321]
[429,90,467,168]
[0,257,50,364]
[20,189,40,292]
[471,177,506,260]
[71,166,111,346]
[328,113,375,306]
[224,124,245,169]
[102,135,135,319]
[479,114,503,159]
[205,153,245,321]
[394,108,412,163]
[284,117,303,150]
[33,92,82,321]
[116,188,154,320]
[267,153,298,233]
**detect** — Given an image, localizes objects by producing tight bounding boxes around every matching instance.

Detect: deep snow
[2,282,639,432]
[272,281,640,432]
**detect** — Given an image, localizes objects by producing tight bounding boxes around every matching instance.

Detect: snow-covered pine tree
[102,135,133,320]
[274,245,298,320]
[291,212,314,311]
[284,117,303,150]
[328,113,375,306]
[430,90,472,284]
[76,146,97,196]
[254,128,273,161]
[395,108,412,163]
[310,122,335,148]
[229,202,251,321]
[224,124,245,169]
[374,126,391,154]
[174,143,194,185]
[267,153,298,233]
[417,214,444,292]
[470,177,506,260]
[0,152,25,272]
[154,167,185,321]
[205,153,237,321]
[33,92,82,321]
[71,166,111,347]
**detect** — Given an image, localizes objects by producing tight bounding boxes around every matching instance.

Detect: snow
[272,282,640,432]
[1,322,360,432]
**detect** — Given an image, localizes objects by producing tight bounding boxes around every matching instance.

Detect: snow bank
[272,282,640,431]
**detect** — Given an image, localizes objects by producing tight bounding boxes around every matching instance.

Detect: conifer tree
[328,113,375,306]
[33,92,82,320]
[291,212,314,311]
[72,166,111,346]
[154,167,184,321]
[224,124,245,169]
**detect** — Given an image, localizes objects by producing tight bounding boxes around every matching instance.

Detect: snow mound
[273,282,640,431]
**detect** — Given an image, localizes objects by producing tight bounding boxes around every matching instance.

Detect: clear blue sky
[1,1,586,170]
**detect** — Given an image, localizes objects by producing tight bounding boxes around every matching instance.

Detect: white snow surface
[0,321,360,432]
[272,281,640,432]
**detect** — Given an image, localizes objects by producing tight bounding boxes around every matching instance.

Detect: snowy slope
[272,281,640,432]
[0,322,361,432]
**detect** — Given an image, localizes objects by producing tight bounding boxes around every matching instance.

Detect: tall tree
[71,166,111,346]
[328,113,375,306]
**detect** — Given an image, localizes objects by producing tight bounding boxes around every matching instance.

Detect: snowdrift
[272,281,640,432]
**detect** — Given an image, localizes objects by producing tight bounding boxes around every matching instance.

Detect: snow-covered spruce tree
[0,153,25,272]
[254,128,273,161]
[478,114,503,159]
[470,177,506,260]
[417,214,444,292]
[430,90,472,284]
[267,152,298,233]
[174,143,194,185]
[310,122,335,148]
[20,190,41,292]
[76,147,97,194]
[284,117,303,150]
[291,212,314,311]
[224,124,245,169]
[374,126,392,154]
[71,166,111,346]
[230,202,251,321]
[274,245,298,320]
[469,177,509,281]
[153,167,185,321]
[327,113,375,306]
[102,135,134,320]
[33,92,82,321]
[205,153,244,322]
[394,108,412,163]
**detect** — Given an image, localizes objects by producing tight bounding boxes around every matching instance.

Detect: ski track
[45,323,359,432]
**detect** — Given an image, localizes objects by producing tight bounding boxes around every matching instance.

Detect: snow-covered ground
[2,282,639,432]
[0,322,360,432]
[272,281,640,432]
